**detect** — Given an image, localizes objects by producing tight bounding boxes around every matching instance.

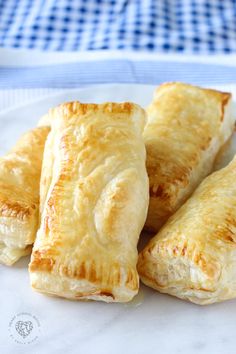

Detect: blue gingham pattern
[0,0,236,53]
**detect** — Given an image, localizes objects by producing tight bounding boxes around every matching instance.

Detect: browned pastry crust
[138,155,236,305]
[144,82,234,232]
[0,126,50,265]
[29,102,149,302]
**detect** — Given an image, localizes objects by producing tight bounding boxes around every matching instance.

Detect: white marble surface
[1,84,236,354]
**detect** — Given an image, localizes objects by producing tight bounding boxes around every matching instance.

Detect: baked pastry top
[0,126,50,265]
[144,82,234,232]
[138,155,236,305]
[29,102,149,302]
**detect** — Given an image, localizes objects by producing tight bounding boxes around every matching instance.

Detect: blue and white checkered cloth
[0,0,236,53]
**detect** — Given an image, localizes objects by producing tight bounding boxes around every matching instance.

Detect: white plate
[1,84,236,354]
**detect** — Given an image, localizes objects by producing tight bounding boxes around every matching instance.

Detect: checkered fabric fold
[0,0,236,53]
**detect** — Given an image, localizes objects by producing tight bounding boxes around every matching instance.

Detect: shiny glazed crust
[138,156,236,305]
[144,82,234,232]
[29,102,149,302]
[0,126,50,265]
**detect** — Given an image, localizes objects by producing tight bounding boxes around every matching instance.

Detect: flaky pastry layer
[138,155,236,305]
[0,126,50,265]
[144,82,235,232]
[30,102,149,302]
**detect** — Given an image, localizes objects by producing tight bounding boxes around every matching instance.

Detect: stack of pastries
[1,82,236,305]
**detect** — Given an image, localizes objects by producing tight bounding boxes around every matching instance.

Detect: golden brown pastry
[0,126,50,265]
[138,155,236,305]
[145,82,234,232]
[29,102,149,303]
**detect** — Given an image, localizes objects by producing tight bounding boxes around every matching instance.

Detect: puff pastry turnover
[138,155,236,305]
[29,102,149,303]
[145,82,234,232]
[0,126,50,265]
